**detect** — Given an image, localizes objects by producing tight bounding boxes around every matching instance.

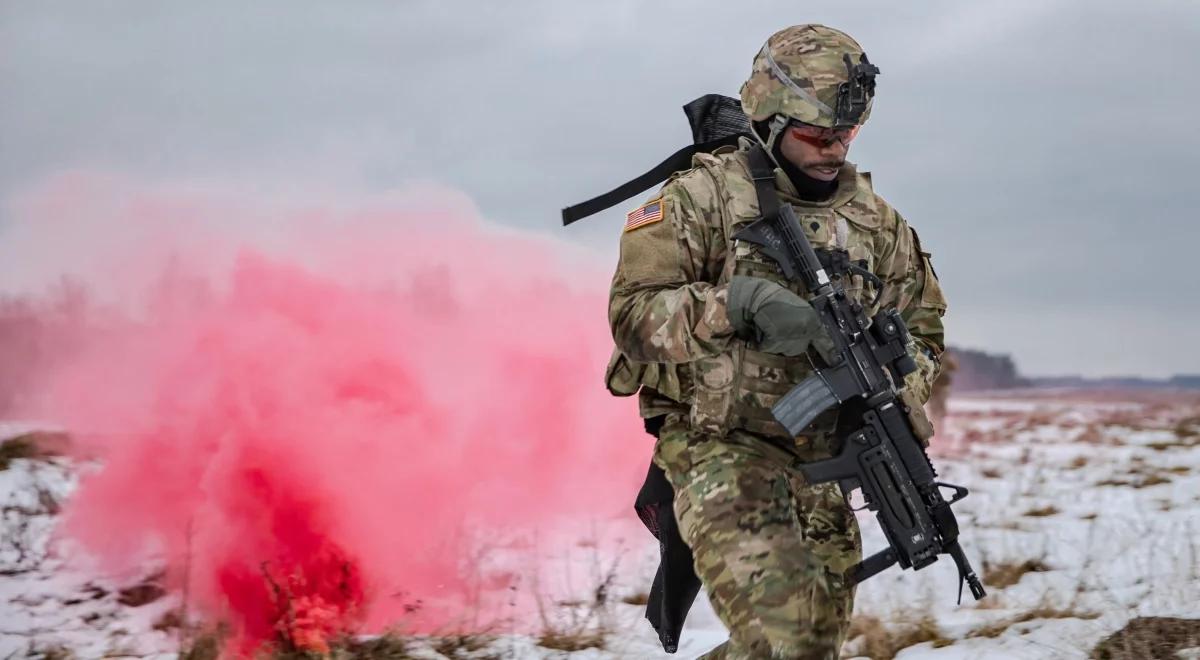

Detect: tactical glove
[726,275,836,360]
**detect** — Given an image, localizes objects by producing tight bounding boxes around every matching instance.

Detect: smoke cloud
[1,173,647,651]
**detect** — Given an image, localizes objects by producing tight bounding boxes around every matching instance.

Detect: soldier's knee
[724,634,841,660]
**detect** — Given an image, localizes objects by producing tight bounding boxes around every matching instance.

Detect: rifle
[734,149,986,602]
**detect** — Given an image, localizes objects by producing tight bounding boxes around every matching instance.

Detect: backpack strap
[561,134,744,226]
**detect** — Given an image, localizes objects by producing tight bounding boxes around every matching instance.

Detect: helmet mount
[833,53,879,128]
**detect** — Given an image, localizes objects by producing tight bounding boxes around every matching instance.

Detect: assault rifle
[734,153,986,602]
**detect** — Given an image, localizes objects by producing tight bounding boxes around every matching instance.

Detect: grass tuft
[620,591,649,606]
[179,629,223,660]
[536,630,606,652]
[982,559,1051,589]
[0,431,71,470]
[968,606,1099,640]
[845,614,953,660]
[0,436,38,470]
[1090,616,1200,660]
[1023,505,1060,517]
[181,631,508,660]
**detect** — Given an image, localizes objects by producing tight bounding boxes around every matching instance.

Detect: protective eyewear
[788,122,860,148]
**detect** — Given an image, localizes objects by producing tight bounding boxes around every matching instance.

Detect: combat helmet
[740,24,880,154]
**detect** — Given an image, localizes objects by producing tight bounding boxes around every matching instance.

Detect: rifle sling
[746,145,781,225]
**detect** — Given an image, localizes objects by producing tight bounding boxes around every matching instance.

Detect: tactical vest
[607,139,897,442]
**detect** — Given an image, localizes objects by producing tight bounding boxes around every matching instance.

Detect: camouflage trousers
[653,415,861,660]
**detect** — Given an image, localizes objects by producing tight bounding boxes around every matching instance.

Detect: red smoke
[3,174,648,652]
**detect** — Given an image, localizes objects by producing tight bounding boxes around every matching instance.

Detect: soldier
[606,25,948,659]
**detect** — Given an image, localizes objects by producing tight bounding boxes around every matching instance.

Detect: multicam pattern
[654,415,860,659]
[607,137,947,431]
[605,136,949,656]
[740,24,874,128]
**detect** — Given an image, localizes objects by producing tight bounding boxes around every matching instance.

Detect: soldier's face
[779,126,853,182]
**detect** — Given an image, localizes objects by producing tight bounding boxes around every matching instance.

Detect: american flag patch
[624,199,664,232]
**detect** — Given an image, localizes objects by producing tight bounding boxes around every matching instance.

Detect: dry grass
[0,435,39,470]
[328,635,419,659]
[536,630,606,652]
[982,559,1051,589]
[117,581,167,607]
[1173,416,1200,438]
[179,630,222,660]
[980,467,1002,479]
[428,634,501,659]
[845,614,954,659]
[972,593,1008,610]
[961,428,1003,445]
[1095,478,1133,487]
[174,541,622,659]
[1097,470,1173,489]
[1076,425,1107,445]
[1067,455,1090,469]
[967,606,1099,640]
[152,608,183,632]
[1133,474,1171,488]
[22,644,75,660]
[1137,414,1200,451]
[1090,616,1200,659]
[620,591,649,606]
[1147,438,1199,451]
[1020,411,1060,429]
[532,543,621,654]
[182,630,508,660]
[0,432,68,470]
[1023,505,1060,517]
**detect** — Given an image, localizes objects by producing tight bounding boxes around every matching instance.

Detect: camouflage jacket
[606,138,947,440]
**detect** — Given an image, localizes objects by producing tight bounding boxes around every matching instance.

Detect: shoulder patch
[624,197,665,232]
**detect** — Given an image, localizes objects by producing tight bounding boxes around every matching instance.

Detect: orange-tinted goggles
[788,122,860,148]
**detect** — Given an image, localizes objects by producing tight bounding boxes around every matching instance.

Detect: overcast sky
[2,0,1198,378]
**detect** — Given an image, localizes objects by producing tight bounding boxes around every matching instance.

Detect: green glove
[727,275,836,360]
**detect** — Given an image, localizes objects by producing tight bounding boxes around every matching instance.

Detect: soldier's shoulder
[692,142,753,176]
[841,169,905,233]
[654,148,747,215]
[665,145,749,193]
[660,165,717,198]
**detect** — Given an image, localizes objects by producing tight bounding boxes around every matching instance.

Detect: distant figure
[928,350,958,437]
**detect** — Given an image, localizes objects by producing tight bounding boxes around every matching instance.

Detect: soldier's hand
[726,275,836,360]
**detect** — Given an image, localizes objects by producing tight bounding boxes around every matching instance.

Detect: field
[2,390,1198,659]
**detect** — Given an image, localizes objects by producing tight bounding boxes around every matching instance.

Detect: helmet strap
[757,115,790,168]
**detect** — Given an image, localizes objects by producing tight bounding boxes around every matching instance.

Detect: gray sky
[2,0,1198,378]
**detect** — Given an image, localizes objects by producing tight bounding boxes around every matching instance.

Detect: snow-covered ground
[0,423,177,659]
[3,392,1199,659]
[845,392,1200,659]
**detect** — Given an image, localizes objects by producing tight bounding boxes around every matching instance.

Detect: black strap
[746,148,886,306]
[560,134,745,226]
[746,144,780,224]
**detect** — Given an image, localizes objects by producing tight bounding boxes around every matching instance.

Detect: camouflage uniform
[605,25,948,660]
